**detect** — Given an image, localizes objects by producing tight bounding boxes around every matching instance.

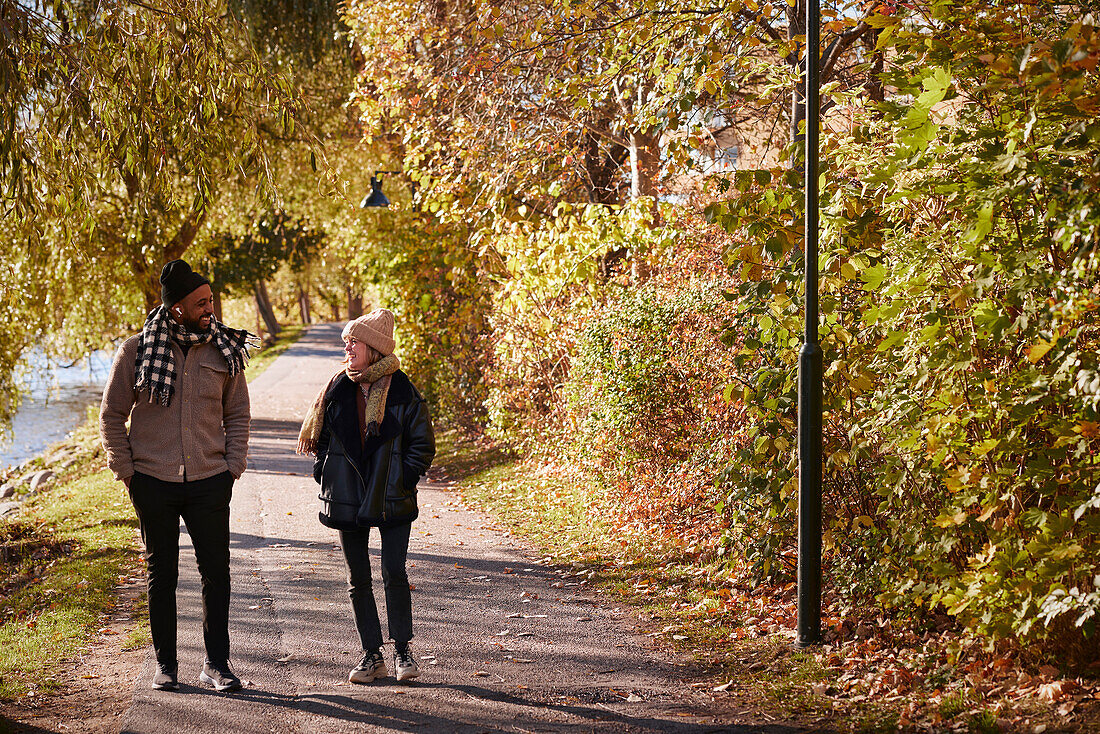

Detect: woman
[297,309,435,683]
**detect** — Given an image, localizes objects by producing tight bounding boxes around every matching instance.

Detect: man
[100,259,252,692]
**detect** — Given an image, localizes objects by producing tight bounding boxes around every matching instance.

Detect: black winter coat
[312,370,435,530]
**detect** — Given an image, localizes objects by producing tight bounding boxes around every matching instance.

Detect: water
[0,349,114,474]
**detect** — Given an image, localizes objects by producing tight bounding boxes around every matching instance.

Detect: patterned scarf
[296,354,401,455]
[134,305,255,406]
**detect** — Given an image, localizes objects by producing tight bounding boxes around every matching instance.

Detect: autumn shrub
[705,9,1100,658]
[563,281,738,540]
[481,199,681,451]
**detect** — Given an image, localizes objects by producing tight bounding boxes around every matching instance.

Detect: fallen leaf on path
[713,681,733,692]
[626,694,643,702]
[1038,680,1081,702]
[473,670,490,677]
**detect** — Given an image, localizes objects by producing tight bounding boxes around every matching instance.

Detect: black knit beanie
[160,259,210,307]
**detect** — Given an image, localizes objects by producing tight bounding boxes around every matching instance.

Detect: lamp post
[796,0,823,648]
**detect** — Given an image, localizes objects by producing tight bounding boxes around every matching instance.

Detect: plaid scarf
[296,354,401,455]
[134,305,255,406]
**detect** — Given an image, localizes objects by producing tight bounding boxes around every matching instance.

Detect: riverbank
[0,349,113,475]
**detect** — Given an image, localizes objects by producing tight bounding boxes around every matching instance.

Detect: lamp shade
[360,176,390,208]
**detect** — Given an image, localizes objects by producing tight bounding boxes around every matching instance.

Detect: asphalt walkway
[117,323,777,733]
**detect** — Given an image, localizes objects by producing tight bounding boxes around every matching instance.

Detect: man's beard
[180,314,213,333]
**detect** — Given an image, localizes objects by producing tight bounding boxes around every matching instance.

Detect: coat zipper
[329,428,385,522]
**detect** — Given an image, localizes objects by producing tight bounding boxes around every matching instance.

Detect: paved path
[118,323,776,733]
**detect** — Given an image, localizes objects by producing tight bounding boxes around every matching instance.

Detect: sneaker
[152,663,178,691]
[394,648,420,681]
[349,650,387,684]
[199,660,242,692]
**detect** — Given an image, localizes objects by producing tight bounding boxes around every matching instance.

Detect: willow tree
[0,0,313,423]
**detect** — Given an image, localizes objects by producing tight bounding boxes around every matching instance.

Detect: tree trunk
[135,208,208,312]
[866,29,885,103]
[212,290,224,321]
[298,284,312,324]
[627,129,661,200]
[254,280,282,339]
[346,287,363,320]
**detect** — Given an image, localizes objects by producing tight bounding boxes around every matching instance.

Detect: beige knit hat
[342,308,396,355]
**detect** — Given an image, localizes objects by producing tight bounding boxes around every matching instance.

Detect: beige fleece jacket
[100,334,251,483]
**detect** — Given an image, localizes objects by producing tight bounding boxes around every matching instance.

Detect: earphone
[175,307,183,315]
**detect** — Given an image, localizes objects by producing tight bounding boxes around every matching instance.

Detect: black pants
[339,523,413,651]
[129,471,234,668]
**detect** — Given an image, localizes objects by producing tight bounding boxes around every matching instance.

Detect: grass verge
[447,436,1089,733]
[0,471,140,698]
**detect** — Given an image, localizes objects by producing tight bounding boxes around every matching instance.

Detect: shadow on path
[116,683,804,734]
[0,714,60,734]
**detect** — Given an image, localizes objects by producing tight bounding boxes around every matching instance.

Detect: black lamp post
[796,0,823,648]
[360,170,401,208]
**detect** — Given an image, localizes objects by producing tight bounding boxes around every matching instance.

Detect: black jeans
[129,471,234,668]
[339,523,413,651]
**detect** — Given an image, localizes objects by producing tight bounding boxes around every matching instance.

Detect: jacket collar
[325,373,407,463]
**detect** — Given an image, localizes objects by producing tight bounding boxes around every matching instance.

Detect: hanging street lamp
[360,171,401,208]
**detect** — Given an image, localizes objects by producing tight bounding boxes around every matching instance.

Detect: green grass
[970,709,1001,734]
[0,470,140,698]
[121,592,150,651]
[939,689,972,719]
[245,323,305,381]
[430,429,515,483]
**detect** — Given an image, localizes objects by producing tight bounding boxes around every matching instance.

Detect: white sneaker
[394,648,420,681]
[349,650,387,684]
